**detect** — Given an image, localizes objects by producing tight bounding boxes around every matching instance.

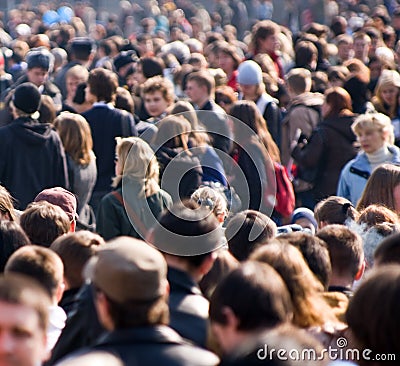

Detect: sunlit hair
[142,75,175,104]
[152,116,192,151]
[314,196,359,227]
[358,204,399,228]
[250,242,338,328]
[54,112,94,165]
[357,164,400,212]
[351,112,395,145]
[191,186,227,218]
[373,69,400,119]
[230,100,280,163]
[112,137,160,197]
[324,86,353,119]
[168,100,199,129]
[0,186,16,221]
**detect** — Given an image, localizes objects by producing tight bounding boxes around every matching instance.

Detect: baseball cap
[84,237,168,303]
[34,187,77,221]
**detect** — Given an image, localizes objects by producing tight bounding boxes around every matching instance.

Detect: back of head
[314,196,358,227]
[12,82,42,116]
[225,210,277,261]
[20,201,70,247]
[209,261,292,331]
[69,37,95,61]
[51,231,104,289]
[285,68,312,94]
[316,224,363,279]
[87,68,118,103]
[374,233,400,266]
[5,245,63,299]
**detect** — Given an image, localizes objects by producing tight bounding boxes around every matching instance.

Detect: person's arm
[96,195,121,241]
[291,129,324,168]
[337,165,350,200]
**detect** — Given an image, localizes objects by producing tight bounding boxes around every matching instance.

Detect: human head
[85,237,169,330]
[152,115,191,150]
[142,76,174,118]
[316,224,364,285]
[215,86,237,113]
[323,86,353,119]
[285,68,312,96]
[191,186,228,223]
[20,201,70,247]
[353,31,371,61]
[290,207,318,234]
[50,231,104,290]
[250,20,280,54]
[86,68,118,104]
[185,70,215,104]
[26,47,54,87]
[5,245,64,303]
[225,210,277,261]
[374,69,400,112]
[218,43,241,74]
[357,164,400,213]
[11,82,41,117]
[346,265,400,364]
[69,37,95,63]
[38,95,56,124]
[65,65,89,100]
[335,34,354,62]
[0,186,16,222]
[209,261,292,354]
[168,100,199,129]
[0,274,50,366]
[314,196,359,229]
[294,41,318,70]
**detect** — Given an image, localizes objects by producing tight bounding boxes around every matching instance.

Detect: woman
[337,113,400,205]
[53,112,97,229]
[229,100,281,216]
[0,185,16,222]
[291,87,358,202]
[97,137,172,240]
[218,43,241,92]
[61,65,91,114]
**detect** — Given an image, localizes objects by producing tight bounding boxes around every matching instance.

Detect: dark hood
[320,115,357,143]
[11,117,53,145]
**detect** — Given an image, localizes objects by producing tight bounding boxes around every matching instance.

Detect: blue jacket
[337,145,400,205]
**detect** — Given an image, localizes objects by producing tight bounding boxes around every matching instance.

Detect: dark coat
[291,115,358,201]
[0,116,69,209]
[87,325,219,366]
[168,267,210,348]
[82,105,137,196]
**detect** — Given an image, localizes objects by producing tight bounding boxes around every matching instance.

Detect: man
[82,68,137,211]
[67,236,219,365]
[5,245,66,353]
[150,201,226,347]
[0,274,50,366]
[185,70,233,158]
[0,82,69,209]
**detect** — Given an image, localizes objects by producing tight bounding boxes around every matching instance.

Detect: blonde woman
[54,112,97,227]
[337,113,400,205]
[97,137,172,240]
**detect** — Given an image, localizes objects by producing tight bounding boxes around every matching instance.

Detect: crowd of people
[1,0,400,365]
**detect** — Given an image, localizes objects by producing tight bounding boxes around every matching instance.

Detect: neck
[329,273,354,289]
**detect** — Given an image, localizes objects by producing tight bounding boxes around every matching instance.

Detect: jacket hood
[11,118,53,145]
[320,115,357,142]
[291,92,324,107]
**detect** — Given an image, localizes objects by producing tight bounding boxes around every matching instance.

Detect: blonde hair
[351,112,395,145]
[113,137,160,197]
[54,112,94,165]
[191,186,228,218]
[152,116,192,151]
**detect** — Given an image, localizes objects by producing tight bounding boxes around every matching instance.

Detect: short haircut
[141,75,175,104]
[285,68,312,94]
[316,224,364,278]
[186,70,215,96]
[225,210,277,261]
[50,231,104,289]
[276,232,331,290]
[351,113,394,145]
[0,274,51,331]
[209,261,292,330]
[20,201,70,247]
[335,34,353,46]
[5,245,63,298]
[374,233,400,266]
[87,68,118,103]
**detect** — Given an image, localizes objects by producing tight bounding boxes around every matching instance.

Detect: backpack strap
[111,191,149,239]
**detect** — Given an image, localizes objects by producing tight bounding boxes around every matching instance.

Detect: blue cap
[237,60,262,85]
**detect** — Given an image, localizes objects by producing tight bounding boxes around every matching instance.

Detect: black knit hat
[113,50,138,71]
[12,82,41,114]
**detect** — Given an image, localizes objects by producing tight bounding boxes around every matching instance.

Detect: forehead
[144,90,165,99]
[0,300,41,330]
[28,67,47,73]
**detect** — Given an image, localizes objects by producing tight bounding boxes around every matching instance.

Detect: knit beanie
[12,82,41,114]
[237,60,262,85]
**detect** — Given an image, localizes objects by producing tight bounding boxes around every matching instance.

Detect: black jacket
[84,325,219,366]
[168,267,210,348]
[0,116,69,209]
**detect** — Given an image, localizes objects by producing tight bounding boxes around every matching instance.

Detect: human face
[27,67,48,87]
[133,63,146,85]
[85,85,96,104]
[66,76,86,100]
[185,80,206,106]
[144,91,170,118]
[259,34,279,54]
[380,85,399,106]
[0,301,47,366]
[218,52,235,74]
[239,84,258,101]
[357,128,386,153]
[353,39,369,60]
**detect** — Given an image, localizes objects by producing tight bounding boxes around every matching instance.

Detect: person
[50,231,104,314]
[0,185,17,221]
[53,113,97,229]
[218,42,241,92]
[290,207,318,234]
[225,209,277,261]
[374,232,400,266]
[291,87,358,203]
[0,82,69,209]
[5,245,66,353]
[237,60,282,147]
[229,101,281,216]
[96,137,172,241]
[209,261,293,359]
[20,201,70,247]
[316,225,364,298]
[65,236,219,365]
[82,68,137,212]
[0,274,51,366]
[61,65,91,114]
[337,113,400,205]
[191,186,228,224]
[356,163,400,214]
[346,265,400,365]
[150,201,226,348]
